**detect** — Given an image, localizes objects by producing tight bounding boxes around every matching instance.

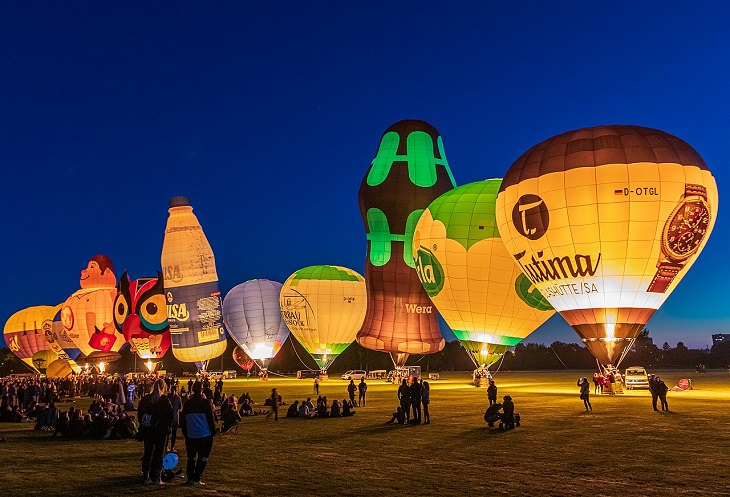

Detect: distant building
[711,334,730,345]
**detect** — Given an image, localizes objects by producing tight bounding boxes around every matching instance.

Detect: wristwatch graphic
[647,184,711,293]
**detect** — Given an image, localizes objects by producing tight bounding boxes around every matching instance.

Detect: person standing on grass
[167,384,182,453]
[577,377,592,412]
[397,379,411,424]
[358,378,367,407]
[181,381,216,487]
[347,380,357,407]
[656,376,669,412]
[314,376,320,395]
[409,376,422,424]
[487,379,497,406]
[138,379,173,485]
[421,380,431,424]
[266,388,279,421]
[648,374,659,411]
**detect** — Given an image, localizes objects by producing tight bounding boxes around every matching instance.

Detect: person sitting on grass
[220,406,241,433]
[385,406,405,425]
[341,400,355,417]
[330,399,341,417]
[298,400,312,418]
[286,401,299,418]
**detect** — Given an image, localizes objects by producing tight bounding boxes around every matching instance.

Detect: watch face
[663,200,710,260]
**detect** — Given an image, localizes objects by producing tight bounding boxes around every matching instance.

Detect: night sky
[2,3,728,349]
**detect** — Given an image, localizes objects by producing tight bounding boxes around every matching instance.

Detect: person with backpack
[137,379,173,485]
[181,381,216,486]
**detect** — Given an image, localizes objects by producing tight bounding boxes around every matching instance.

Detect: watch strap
[647,262,684,293]
[685,184,707,201]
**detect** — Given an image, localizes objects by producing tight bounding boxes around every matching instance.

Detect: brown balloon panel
[500,125,709,190]
[357,254,444,357]
[83,350,122,364]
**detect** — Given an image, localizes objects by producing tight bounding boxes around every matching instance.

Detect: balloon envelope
[222,279,289,369]
[4,305,59,372]
[161,197,227,364]
[414,179,555,367]
[495,125,718,366]
[113,272,172,360]
[280,265,367,370]
[356,120,456,365]
[61,255,123,362]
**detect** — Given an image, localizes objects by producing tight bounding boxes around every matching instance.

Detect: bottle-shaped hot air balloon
[161,196,227,368]
[280,265,367,372]
[60,255,123,363]
[223,279,290,371]
[414,179,555,369]
[4,305,60,372]
[357,120,456,366]
[495,125,718,368]
[112,272,172,361]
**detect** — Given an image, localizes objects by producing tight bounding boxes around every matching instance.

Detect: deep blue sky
[2,2,728,349]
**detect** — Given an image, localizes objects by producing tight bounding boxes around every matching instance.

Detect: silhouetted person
[397,379,411,424]
[487,380,497,406]
[409,377,422,424]
[656,376,669,411]
[421,380,431,424]
[181,381,215,487]
[501,395,515,429]
[648,374,659,411]
[577,377,592,412]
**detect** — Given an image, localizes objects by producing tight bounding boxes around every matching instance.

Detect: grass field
[1,370,728,497]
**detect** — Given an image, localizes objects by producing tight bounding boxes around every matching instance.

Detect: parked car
[624,366,650,390]
[341,370,367,380]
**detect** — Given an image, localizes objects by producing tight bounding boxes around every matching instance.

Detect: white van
[624,366,650,390]
[341,370,367,380]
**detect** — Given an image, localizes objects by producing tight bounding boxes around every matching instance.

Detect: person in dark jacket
[487,380,497,406]
[181,381,216,487]
[648,374,659,411]
[501,395,515,429]
[656,376,669,412]
[137,379,173,485]
[484,402,503,427]
[577,377,592,412]
[397,379,411,424]
[409,377,422,424]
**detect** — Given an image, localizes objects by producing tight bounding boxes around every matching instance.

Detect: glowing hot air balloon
[414,179,555,368]
[357,120,456,366]
[161,196,227,369]
[222,279,290,371]
[61,255,123,363]
[232,346,255,372]
[495,125,718,367]
[280,265,367,371]
[113,272,172,360]
[4,305,60,372]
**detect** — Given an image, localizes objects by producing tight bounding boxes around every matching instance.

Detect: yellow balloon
[496,125,718,366]
[414,179,554,367]
[280,265,367,370]
[4,305,59,371]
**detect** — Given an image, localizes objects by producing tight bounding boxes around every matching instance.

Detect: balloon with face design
[113,272,172,360]
[61,255,123,362]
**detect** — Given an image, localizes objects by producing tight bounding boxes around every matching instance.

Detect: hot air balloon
[161,196,227,369]
[232,346,255,373]
[357,120,456,366]
[3,305,60,372]
[112,272,172,361]
[495,125,718,368]
[413,179,555,368]
[280,265,367,371]
[60,255,123,363]
[222,279,290,371]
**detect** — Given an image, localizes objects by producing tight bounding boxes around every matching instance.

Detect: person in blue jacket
[180,381,216,487]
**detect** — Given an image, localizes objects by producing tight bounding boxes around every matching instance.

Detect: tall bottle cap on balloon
[169,196,191,208]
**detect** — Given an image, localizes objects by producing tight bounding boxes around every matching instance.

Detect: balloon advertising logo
[512,194,550,240]
[413,246,445,297]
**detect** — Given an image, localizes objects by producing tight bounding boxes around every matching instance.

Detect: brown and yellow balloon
[495,125,718,367]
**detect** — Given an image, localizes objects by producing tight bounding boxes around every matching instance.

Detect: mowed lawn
[1,370,729,497]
